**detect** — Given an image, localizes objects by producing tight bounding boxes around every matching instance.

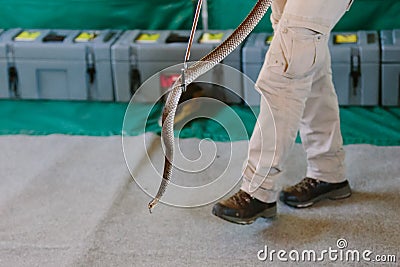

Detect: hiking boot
[212,190,276,225]
[280,177,352,208]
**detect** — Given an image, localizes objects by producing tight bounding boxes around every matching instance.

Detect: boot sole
[282,184,352,208]
[212,205,277,225]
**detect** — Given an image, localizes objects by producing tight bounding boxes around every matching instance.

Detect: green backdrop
[0,0,399,31]
[0,0,193,30]
[208,0,400,32]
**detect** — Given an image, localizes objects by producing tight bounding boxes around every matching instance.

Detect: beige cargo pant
[241,0,354,203]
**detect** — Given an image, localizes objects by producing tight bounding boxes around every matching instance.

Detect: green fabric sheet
[0,0,193,30]
[1,99,399,146]
[208,0,400,32]
[0,0,398,31]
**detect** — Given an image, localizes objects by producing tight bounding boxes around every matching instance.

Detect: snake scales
[148,0,273,212]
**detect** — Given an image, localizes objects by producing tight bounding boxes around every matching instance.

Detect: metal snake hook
[181,0,203,92]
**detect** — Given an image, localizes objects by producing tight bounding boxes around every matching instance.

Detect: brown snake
[148,0,273,212]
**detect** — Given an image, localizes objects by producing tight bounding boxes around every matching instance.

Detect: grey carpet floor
[0,134,399,267]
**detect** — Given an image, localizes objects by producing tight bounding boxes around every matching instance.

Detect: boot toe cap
[212,203,240,218]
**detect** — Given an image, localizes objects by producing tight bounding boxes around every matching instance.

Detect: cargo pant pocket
[267,26,325,79]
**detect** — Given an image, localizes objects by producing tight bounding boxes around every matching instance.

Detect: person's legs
[279,43,351,208]
[300,47,345,183]
[213,0,353,223]
[241,0,353,200]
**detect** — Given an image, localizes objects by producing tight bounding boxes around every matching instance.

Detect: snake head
[148,199,158,214]
[148,204,153,214]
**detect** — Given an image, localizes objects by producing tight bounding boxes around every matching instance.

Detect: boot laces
[230,190,252,207]
[295,178,322,192]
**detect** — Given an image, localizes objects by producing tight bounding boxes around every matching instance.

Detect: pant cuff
[241,177,278,203]
[306,168,346,183]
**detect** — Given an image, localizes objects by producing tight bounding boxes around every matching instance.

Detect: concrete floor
[0,134,399,266]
